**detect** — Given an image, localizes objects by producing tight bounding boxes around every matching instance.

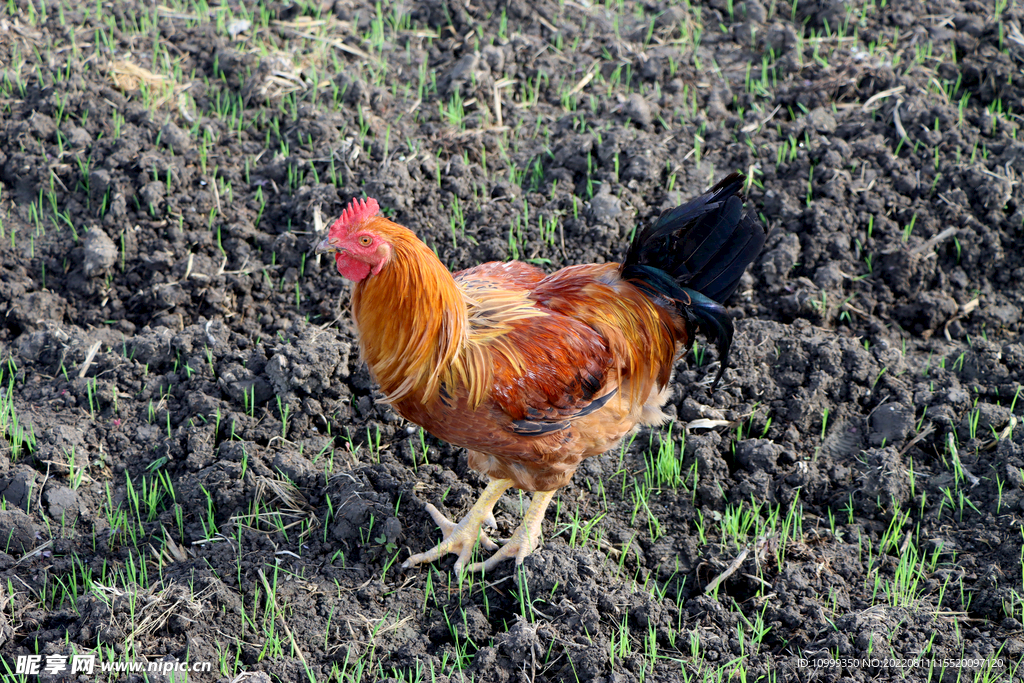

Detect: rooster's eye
[359,235,373,247]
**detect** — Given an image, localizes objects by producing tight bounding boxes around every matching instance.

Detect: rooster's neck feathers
[352,220,467,404]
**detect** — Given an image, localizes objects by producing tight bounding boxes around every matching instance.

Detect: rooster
[316,173,765,573]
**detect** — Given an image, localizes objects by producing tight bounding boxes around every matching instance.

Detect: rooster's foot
[402,478,512,573]
[465,489,556,573]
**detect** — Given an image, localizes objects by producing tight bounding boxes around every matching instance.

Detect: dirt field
[1,0,1023,681]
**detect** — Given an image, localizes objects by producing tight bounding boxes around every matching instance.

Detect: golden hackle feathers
[356,228,547,408]
[448,284,546,408]
[352,216,468,404]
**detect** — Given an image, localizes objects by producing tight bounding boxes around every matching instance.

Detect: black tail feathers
[620,173,766,389]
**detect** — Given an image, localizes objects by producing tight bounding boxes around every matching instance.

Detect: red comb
[331,197,380,234]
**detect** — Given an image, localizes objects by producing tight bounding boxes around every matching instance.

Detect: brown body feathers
[351,217,687,492]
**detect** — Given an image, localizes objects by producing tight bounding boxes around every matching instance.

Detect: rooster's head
[316,197,395,282]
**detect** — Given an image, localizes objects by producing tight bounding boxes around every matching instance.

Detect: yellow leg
[465,489,556,573]
[402,478,513,573]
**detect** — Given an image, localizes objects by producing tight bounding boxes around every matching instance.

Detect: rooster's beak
[315,238,338,255]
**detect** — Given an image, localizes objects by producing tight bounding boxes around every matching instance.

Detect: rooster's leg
[466,489,556,573]
[402,478,513,573]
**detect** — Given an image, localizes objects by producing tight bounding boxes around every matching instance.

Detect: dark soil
[1,0,1024,681]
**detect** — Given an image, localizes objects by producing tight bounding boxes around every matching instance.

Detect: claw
[402,479,512,572]
[483,512,498,531]
[401,503,500,572]
[465,489,555,573]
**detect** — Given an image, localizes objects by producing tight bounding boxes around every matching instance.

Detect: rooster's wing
[451,261,622,435]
